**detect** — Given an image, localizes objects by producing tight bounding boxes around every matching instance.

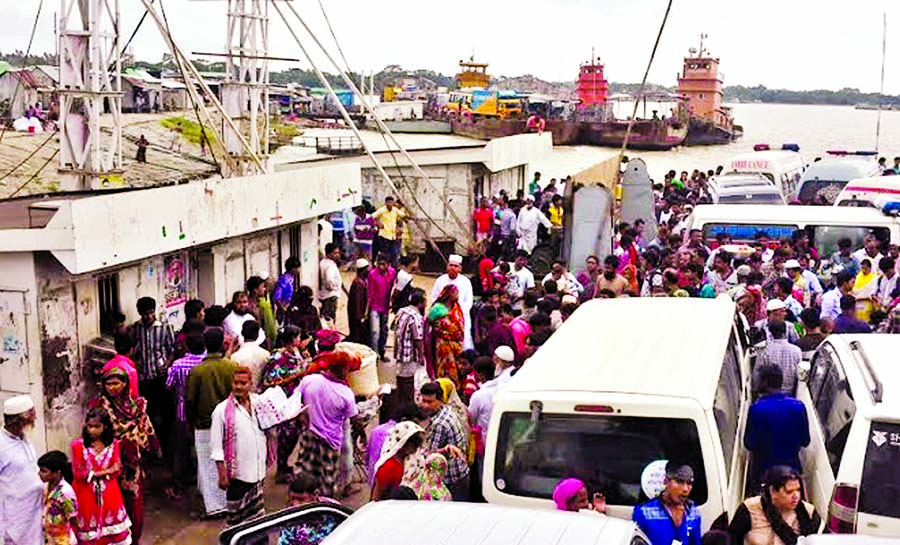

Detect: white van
[483,297,753,532]
[219,501,651,545]
[798,334,900,537]
[834,176,900,209]
[687,204,900,260]
[730,149,805,200]
[797,153,881,205]
[707,173,786,205]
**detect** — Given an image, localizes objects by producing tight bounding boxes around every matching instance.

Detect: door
[218,503,352,545]
[0,289,31,397]
[191,249,215,307]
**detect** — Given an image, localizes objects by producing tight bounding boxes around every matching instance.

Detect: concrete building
[273,132,553,254]
[0,163,360,452]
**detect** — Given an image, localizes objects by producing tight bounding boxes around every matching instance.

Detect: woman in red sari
[89,366,160,545]
[427,285,465,387]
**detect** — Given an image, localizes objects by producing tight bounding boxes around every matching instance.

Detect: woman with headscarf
[735,286,766,325]
[370,422,426,501]
[286,285,323,336]
[260,325,313,483]
[552,478,607,513]
[89,365,160,545]
[728,466,820,545]
[853,258,880,322]
[427,285,465,386]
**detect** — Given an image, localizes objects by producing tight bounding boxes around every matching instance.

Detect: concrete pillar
[299,219,319,299]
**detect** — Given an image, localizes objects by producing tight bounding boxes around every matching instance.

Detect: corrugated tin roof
[3,69,41,88]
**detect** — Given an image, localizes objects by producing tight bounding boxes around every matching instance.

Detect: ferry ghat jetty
[3,3,900,545]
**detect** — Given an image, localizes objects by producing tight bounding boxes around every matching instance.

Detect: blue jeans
[370,309,389,358]
[374,236,400,267]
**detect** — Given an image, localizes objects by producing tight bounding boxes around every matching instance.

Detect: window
[493,413,708,506]
[859,420,900,518]
[714,333,742,478]
[811,225,890,260]
[288,225,301,264]
[808,346,856,474]
[98,273,121,334]
[797,180,847,204]
[704,223,798,245]
[717,193,784,205]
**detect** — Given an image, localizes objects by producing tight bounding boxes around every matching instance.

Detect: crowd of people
[5,163,900,545]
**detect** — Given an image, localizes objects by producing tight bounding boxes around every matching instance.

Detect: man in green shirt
[528,171,542,197]
[185,327,237,517]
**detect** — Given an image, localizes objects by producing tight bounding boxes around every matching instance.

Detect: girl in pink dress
[71,408,132,545]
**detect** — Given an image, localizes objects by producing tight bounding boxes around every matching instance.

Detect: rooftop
[504,297,737,404]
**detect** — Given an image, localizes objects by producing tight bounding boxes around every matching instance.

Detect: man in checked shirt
[419,381,469,501]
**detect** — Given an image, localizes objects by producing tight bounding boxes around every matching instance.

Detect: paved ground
[143,271,437,544]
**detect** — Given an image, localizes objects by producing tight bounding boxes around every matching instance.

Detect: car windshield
[493,413,708,506]
[798,180,848,204]
[718,193,785,205]
[859,420,900,519]
[704,223,798,244]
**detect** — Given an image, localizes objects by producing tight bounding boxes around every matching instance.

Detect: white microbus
[483,297,753,532]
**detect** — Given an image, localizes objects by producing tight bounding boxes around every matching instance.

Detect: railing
[298,135,363,155]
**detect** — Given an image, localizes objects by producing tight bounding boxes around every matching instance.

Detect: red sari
[71,438,131,545]
[427,290,465,387]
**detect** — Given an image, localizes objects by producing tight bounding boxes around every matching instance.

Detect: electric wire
[7,148,58,199]
[0,129,58,183]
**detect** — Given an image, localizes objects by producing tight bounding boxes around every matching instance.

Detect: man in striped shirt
[132,296,175,456]
[166,326,205,498]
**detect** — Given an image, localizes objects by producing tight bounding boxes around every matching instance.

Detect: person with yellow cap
[0,395,44,545]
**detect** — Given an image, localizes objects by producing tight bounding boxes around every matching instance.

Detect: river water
[534,103,900,183]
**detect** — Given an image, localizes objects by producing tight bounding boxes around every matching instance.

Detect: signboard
[163,254,187,327]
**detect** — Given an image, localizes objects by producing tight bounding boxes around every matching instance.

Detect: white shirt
[508,266,535,305]
[223,311,265,345]
[0,428,44,545]
[396,269,413,291]
[852,249,883,269]
[210,395,268,484]
[231,344,270,387]
[468,367,514,431]
[515,206,552,253]
[878,272,899,308]
[542,272,584,296]
[431,273,475,350]
[820,288,843,320]
[319,258,342,300]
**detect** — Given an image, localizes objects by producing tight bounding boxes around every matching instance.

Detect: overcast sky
[2,0,898,92]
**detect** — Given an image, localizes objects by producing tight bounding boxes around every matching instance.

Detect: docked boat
[677,37,742,145]
[449,117,580,145]
[573,57,687,150]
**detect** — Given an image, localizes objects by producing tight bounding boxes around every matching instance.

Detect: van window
[859,420,900,519]
[704,223,798,244]
[714,334,742,479]
[807,346,856,474]
[493,413,708,506]
[811,226,890,260]
[717,193,784,205]
[798,180,848,205]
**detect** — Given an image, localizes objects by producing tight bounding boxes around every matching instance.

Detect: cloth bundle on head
[552,478,585,511]
[374,421,424,477]
[308,350,361,375]
[3,394,34,415]
[316,329,343,350]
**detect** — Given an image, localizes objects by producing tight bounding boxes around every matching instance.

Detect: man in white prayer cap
[431,254,475,350]
[0,395,43,545]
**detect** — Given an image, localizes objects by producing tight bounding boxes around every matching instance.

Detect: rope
[617,0,675,164]
[0,129,58,182]
[313,2,457,266]
[0,0,44,146]
[158,0,222,175]
[7,148,58,199]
